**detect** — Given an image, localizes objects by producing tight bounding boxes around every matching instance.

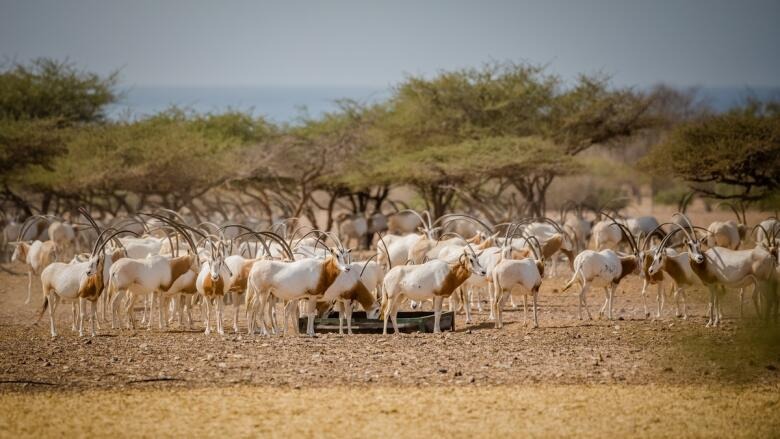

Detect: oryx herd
[4,204,780,338]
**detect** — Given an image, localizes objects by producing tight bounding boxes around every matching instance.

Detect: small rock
[62,365,70,371]
[83,339,92,345]
[613,325,621,330]
[766,364,777,371]
[217,362,228,369]
[139,343,148,349]
[663,367,674,372]
[437,368,448,374]
[206,353,215,361]
[468,376,476,383]
[110,357,119,363]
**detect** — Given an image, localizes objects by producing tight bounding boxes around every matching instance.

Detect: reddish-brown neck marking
[615,256,638,284]
[433,259,472,297]
[228,260,254,293]
[165,255,195,290]
[642,254,664,283]
[340,280,376,311]
[689,255,717,285]
[202,274,225,298]
[79,258,105,302]
[311,256,342,297]
[541,235,563,260]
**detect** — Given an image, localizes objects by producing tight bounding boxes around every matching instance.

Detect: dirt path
[2,384,779,438]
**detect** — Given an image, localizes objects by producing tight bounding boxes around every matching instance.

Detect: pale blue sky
[2,0,778,88]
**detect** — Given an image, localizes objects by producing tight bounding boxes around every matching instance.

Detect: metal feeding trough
[298,310,455,334]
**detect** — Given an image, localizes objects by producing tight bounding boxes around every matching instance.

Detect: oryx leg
[345,300,354,335]
[89,299,98,337]
[47,292,59,337]
[78,298,87,337]
[599,287,609,319]
[71,301,78,332]
[522,294,528,326]
[25,270,32,304]
[579,282,592,320]
[305,297,317,336]
[433,295,443,333]
[203,296,212,335]
[216,295,225,335]
[640,279,649,319]
[383,294,401,335]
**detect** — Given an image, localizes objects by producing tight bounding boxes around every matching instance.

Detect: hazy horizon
[106,84,780,123]
[2,0,779,90]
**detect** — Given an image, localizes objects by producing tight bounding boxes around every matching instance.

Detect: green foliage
[641,105,780,200]
[0,118,69,183]
[0,58,118,123]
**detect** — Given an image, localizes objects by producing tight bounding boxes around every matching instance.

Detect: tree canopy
[641,103,780,200]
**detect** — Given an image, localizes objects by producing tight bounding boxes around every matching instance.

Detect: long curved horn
[359,254,378,278]
[18,214,59,242]
[435,213,494,234]
[94,230,141,257]
[738,200,748,225]
[601,211,638,255]
[422,211,434,230]
[256,231,295,260]
[717,202,742,225]
[91,227,119,256]
[641,222,677,251]
[752,224,772,246]
[655,224,689,254]
[287,224,312,244]
[292,229,329,251]
[672,213,698,242]
[376,232,392,270]
[506,229,541,260]
[140,213,199,259]
[398,209,429,233]
[442,232,479,259]
[232,231,272,258]
[198,221,222,233]
[678,192,694,214]
[156,208,188,224]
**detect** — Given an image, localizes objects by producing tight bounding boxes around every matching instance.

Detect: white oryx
[491,228,545,328]
[382,239,487,334]
[246,233,352,336]
[38,228,132,337]
[562,215,642,321]
[654,215,778,326]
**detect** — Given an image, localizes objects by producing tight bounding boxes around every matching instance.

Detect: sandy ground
[1,207,779,437]
[2,385,779,438]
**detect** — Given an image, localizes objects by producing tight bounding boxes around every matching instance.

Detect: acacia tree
[0,58,119,215]
[373,62,654,217]
[641,102,780,201]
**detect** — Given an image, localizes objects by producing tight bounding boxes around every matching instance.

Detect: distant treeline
[1,58,778,226]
